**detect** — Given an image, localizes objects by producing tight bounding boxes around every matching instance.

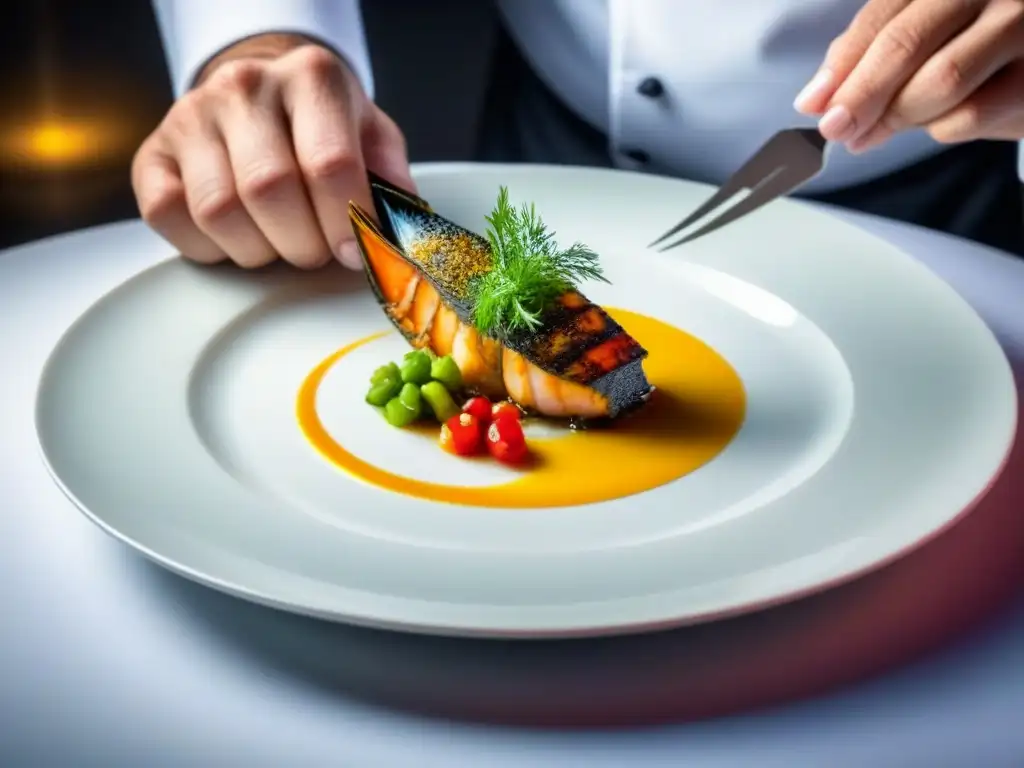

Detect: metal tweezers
[649,127,830,252]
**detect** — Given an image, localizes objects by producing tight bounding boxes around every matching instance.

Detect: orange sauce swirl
[296,309,746,509]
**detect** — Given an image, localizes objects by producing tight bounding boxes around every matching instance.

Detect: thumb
[361,106,417,194]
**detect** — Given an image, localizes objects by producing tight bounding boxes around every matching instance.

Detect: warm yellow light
[26,122,93,162]
[2,118,129,170]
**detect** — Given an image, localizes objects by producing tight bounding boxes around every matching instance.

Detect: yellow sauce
[296,309,746,508]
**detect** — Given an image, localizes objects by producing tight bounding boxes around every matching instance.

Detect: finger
[822,0,982,143]
[795,0,913,114]
[281,46,371,270]
[926,60,1024,142]
[166,99,278,269]
[846,123,896,154]
[216,66,333,269]
[884,0,1024,130]
[132,137,225,263]
[362,107,417,194]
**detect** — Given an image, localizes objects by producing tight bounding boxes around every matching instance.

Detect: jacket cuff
[153,0,374,99]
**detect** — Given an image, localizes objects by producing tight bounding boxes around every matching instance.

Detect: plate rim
[32,430,1016,639]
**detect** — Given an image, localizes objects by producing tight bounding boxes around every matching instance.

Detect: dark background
[0,0,497,250]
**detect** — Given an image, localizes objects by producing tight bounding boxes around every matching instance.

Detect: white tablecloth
[1,210,1022,767]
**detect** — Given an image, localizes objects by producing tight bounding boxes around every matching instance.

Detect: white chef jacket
[152,0,1024,194]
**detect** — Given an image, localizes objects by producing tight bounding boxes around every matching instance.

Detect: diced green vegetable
[383,395,419,427]
[400,350,433,385]
[370,362,400,386]
[398,382,422,417]
[365,377,402,407]
[368,350,464,426]
[420,381,460,422]
[430,355,463,391]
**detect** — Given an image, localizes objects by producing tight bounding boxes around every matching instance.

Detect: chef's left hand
[794,0,1024,152]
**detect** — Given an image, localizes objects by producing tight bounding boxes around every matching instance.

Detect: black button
[623,148,649,164]
[637,76,664,98]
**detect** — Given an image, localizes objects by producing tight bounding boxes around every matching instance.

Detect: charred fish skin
[590,358,653,419]
[366,172,434,249]
[368,182,492,323]
[497,290,651,418]
[367,172,433,212]
[501,291,648,381]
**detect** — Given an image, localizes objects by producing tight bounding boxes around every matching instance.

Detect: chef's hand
[132,35,414,270]
[794,0,1024,153]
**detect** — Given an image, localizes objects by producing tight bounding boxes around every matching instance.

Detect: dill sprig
[471,186,608,337]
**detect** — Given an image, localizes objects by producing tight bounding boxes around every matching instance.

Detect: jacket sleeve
[151,0,374,99]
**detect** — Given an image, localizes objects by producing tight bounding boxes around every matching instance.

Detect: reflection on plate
[35,163,1017,638]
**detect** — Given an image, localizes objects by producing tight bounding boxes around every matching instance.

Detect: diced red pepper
[461,396,492,424]
[440,412,484,456]
[485,416,528,465]
[490,401,521,424]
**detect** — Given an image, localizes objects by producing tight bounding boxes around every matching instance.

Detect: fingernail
[793,69,834,113]
[846,134,873,155]
[337,240,363,270]
[818,105,856,142]
[847,130,886,156]
[401,175,419,194]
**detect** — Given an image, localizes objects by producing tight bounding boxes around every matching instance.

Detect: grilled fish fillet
[348,173,651,420]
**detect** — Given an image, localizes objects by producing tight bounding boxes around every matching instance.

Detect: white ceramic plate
[36,163,1016,638]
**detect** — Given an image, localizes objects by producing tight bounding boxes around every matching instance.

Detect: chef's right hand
[132,35,414,270]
